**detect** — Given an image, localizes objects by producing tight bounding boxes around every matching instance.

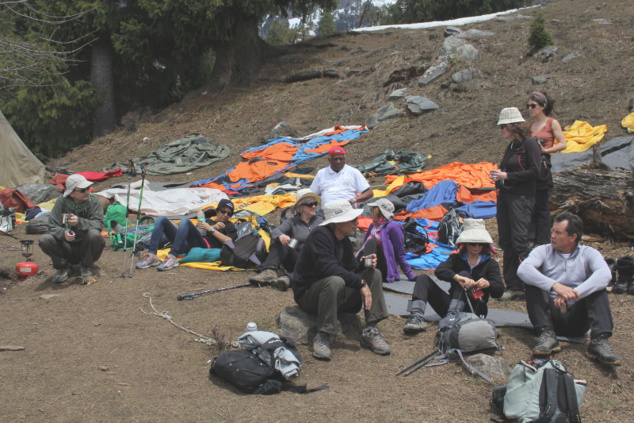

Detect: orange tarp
[384,162,497,192]
[456,185,498,203]
[394,205,449,222]
[241,142,298,163]
[226,160,289,184]
[304,139,351,155]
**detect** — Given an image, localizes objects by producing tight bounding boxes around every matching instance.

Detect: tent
[0,109,45,188]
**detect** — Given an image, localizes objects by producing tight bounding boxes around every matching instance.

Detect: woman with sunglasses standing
[136,198,237,271]
[403,219,504,333]
[356,198,417,283]
[527,91,567,245]
[490,107,541,301]
[248,189,323,290]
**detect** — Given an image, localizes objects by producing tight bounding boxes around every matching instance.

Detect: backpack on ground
[401,217,429,255]
[220,220,268,269]
[210,331,326,395]
[437,208,470,247]
[492,359,585,423]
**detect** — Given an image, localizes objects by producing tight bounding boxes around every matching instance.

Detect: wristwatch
[210,227,216,233]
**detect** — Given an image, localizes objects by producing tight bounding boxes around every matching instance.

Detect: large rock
[276,306,361,345]
[418,61,448,86]
[538,46,559,63]
[388,88,408,100]
[464,354,512,380]
[456,29,494,39]
[452,68,481,84]
[264,121,291,143]
[455,44,480,61]
[531,75,554,85]
[438,36,466,58]
[562,51,582,64]
[405,96,439,115]
[366,103,404,129]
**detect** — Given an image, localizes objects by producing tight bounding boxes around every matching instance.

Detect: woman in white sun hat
[490,107,541,302]
[356,198,417,282]
[403,219,504,334]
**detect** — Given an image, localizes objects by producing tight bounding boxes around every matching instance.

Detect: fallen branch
[284,69,341,83]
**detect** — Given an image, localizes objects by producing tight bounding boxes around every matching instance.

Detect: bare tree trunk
[550,164,634,240]
[208,13,278,91]
[91,37,117,137]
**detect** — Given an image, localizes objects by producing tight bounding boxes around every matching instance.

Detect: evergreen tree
[383,0,528,25]
[528,11,554,51]
[318,9,336,36]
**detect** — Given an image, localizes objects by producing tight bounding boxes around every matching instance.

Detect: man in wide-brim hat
[291,199,390,361]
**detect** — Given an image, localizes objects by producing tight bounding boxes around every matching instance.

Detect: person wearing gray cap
[403,219,504,334]
[291,199,390,361]
[356,198,416,282]
[39,174,105,283]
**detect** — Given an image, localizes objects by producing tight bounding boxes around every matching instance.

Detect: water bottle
[246,322,258,332]
[197,209,207,235]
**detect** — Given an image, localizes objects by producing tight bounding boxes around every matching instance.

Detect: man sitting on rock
[39,174,105,283]
[517,211,621,365]
[291,199,390,361]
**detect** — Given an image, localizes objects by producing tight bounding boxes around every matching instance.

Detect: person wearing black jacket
[292,199,390,361]
[490,107,541,302]
[403,219,504,333]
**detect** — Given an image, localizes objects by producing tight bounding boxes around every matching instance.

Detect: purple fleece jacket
[362,220,416,282]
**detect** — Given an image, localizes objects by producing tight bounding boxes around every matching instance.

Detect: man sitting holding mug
[291,199,390,361]
[249,189,323,290]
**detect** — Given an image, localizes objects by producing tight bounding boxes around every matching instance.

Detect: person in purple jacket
[356,198,416,282]
[403,219,504,334]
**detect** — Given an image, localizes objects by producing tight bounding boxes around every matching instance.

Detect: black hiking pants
[497,192,534,292]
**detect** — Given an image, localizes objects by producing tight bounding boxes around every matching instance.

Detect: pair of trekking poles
[120,159,148,278]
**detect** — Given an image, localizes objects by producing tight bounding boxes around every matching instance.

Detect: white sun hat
[455,218,494,245]
[63,174,93,197]
[497,107,525,125]
[368,198,395,220]
[319,199,364,226]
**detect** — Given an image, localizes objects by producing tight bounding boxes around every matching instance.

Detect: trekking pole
[121,159,136,278]
[128,161,148,278]
[396,349,439,376]
[177,284,252,301]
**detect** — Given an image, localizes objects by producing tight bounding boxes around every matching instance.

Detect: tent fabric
[551,135,634,172]
[0,188,37,213]
[621,112,634,129]
[103,134,230,176]
[0,109,45,189]
[195,126,368,192]
[561,120,608,153]
[77,169,124,182]
[384,162,497,191]
[355,150,431,177]
[97,187,228,217]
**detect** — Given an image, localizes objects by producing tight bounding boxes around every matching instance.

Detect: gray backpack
[492,359,585,423]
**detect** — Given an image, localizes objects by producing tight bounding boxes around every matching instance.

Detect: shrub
[528,12,554,51]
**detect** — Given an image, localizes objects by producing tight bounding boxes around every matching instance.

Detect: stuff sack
[493,359,585,423]
[437,208,470,247]
[210,349,283,395]
[220,222,268,269]
[401,217,429,255]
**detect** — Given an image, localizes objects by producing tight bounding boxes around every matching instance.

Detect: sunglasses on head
[74,188,89,193]
[526,103,539,109]
[217,209,233,216]
[302,202,318,207]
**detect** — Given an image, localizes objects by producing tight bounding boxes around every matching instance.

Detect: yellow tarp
[562,120,608,153]
[622,112,634,129]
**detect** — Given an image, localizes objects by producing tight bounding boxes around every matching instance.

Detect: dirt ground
[2,0,634,421]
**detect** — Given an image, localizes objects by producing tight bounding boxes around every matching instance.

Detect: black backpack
[437,208,470,247]
[220,221,268,269]
[402,217,429,255]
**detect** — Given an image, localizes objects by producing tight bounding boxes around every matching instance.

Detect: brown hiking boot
[586,334,622,366]
[360,327,391,355]
[249,269,277,286]
[532,329,561,356]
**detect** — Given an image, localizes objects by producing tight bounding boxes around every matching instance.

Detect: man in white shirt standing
[310,146,373,206]
[517,211,621,366]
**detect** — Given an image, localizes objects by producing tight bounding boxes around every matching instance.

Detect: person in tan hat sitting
[39,174,105,283]
[403,218,504,334]
[249,189,323,290]
[490,106,541,302]
[292,199,390,361]
[356,198,417,282]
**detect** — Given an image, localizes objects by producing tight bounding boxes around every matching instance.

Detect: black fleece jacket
[497,137,541,196]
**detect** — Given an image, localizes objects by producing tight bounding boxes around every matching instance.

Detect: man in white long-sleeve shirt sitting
[517,211,621,366]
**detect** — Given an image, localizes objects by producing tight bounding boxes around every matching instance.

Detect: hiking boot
[499,289,525,302]
[360,326,391,356]
[312,332,332,361]
[272,276,291,291]
[248,269,277,286]
[157,254,179,271]
[52,267,70,284]
[80,264,98,278]
[136,252,160,269]
[586,334,622,366]
[403,314,427,334]
[532,329,561,356]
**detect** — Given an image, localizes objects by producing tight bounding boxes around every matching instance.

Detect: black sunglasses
[526,103,539,109]
[302,202,318,207]
[467,242,486,246]
[217,209,233,216]
[499,124,507,130]
[74,188,89,193]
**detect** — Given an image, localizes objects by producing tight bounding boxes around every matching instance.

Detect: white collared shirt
[310,164,370,205]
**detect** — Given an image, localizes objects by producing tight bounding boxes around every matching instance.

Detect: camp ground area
[2,0,634,421]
